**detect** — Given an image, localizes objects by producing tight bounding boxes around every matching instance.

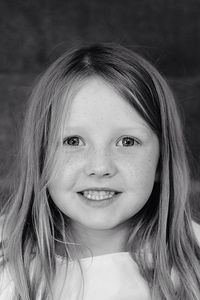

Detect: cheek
[120,151,159,191]
[122,158,158,215]
[50,150,86,190]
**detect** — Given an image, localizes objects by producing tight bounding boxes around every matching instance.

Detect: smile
[81,190,116,200]
[78,188,121,203]
[78,190,121,208]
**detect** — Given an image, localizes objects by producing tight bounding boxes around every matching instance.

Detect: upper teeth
[82,190,116,200]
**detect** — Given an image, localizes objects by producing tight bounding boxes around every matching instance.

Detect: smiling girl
[0,44,200,299]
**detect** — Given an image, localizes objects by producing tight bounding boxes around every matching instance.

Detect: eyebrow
[114,126,153,137]
[116,125,151,132]
[63,125,152,135]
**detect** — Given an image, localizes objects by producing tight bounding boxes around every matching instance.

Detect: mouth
[78,189,121,201]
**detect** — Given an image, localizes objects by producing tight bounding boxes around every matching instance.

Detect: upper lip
[78,187,121,193]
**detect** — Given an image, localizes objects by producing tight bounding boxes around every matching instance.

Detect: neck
[67,221,131,259]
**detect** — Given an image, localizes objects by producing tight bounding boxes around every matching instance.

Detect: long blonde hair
[1,43,200,299]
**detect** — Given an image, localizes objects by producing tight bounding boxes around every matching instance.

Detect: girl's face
[48,77,160,231]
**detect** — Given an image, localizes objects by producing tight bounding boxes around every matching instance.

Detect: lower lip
[78,193,121,207]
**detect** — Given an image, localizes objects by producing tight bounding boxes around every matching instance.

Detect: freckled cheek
[52,152,85,188]
[118,153,159,189]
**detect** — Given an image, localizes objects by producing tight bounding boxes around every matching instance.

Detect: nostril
[89,172,111,176]
[87,173,114,179]
[85,161,117,177]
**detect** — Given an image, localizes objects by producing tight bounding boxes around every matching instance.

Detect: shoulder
[192,220,200,245]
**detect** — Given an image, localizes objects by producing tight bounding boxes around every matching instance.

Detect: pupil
[69,137,79,146]
[123,138,134,146]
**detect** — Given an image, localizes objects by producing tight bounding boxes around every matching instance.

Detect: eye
[116,136,140,147]
[63,136,85,147]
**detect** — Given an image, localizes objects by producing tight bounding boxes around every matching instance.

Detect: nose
[84,148,117,178]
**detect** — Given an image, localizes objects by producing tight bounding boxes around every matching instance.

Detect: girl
[0,43,200,300]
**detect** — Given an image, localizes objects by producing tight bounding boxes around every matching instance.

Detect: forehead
[63,77,150,133]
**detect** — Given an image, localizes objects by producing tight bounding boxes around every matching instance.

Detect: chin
[77,216,130,231]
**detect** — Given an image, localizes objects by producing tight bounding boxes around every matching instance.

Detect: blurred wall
[0,0,200,212]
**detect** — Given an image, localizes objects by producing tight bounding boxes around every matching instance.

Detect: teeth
[82,190,116,201]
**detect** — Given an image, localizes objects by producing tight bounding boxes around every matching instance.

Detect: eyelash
[63,136,140,147]
[63,136,85,147]
[116,136,140,147]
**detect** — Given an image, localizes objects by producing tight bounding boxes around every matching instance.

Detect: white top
[0,221,199,300]
[53,252,151,300]
[0,252,151,300]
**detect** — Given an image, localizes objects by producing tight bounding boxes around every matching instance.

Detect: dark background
[0,0,200,217]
